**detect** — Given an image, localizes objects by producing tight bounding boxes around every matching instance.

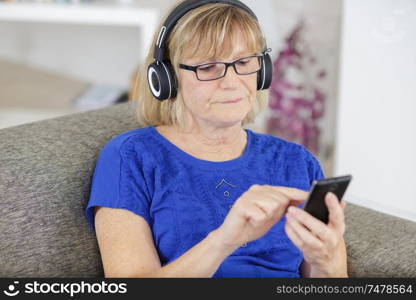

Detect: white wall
[0,0,169,87]
[336,0,416,221]
[0,22,142,87]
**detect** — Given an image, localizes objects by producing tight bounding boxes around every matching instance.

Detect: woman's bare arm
[94,207,239,278]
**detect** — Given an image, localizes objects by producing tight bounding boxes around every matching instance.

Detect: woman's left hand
[284,192,347,277]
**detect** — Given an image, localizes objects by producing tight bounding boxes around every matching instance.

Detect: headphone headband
[154,0,258,62]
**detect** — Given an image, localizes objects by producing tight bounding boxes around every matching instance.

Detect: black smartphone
[303,175,352,224]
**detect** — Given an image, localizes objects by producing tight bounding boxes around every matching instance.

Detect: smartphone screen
[303,175,352,224]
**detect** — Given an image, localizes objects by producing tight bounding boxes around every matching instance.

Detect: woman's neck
[156,124,248,161]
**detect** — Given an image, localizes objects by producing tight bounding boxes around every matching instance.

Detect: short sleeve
[302,147,326,184]
[85,136,152,233]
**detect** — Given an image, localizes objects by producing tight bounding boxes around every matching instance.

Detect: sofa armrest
[344,203,416,277]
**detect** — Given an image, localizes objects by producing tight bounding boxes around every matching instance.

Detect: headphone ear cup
[164,61,178,99]
[257,53,273,90]
[147,61,177,101]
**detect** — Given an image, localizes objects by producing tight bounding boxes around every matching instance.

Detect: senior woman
[85,0,347,278]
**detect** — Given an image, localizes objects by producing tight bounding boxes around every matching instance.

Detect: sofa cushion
[344,203,416,277]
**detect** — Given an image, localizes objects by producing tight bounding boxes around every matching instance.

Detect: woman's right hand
[213,185,308,248]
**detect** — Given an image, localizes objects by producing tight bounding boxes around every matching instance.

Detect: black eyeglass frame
[178,54,265,81]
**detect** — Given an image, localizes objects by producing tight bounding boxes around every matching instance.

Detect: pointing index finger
[265,185,308,205]
[274,186,309,201]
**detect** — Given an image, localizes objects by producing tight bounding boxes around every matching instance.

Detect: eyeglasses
[179,54,264,81]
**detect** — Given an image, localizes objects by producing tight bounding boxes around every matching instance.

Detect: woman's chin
[212,116,246,127]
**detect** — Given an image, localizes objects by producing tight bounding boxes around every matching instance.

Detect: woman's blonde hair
[133,0,270,130]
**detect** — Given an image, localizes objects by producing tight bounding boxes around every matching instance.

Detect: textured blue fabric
[85,125,325,278]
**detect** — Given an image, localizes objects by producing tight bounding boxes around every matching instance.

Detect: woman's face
[178,30,259,129]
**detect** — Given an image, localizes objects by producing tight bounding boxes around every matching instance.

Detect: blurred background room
[0,0,415,222]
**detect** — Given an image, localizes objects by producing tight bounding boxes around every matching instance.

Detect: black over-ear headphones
[147,0,273,101]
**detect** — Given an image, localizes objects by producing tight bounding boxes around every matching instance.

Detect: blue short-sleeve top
[85,126,325,278]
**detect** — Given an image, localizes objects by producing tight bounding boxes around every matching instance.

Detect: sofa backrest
[0,102,140,277]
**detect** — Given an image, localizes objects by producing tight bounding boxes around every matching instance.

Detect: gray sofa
[1,102,415,277]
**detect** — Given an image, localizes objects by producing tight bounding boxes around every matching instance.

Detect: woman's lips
[222,98,243,104]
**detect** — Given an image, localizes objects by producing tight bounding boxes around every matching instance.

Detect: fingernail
[288,206,295,213]
[328,192,336,201]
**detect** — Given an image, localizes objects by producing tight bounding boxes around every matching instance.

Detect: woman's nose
[219,65,239,89]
